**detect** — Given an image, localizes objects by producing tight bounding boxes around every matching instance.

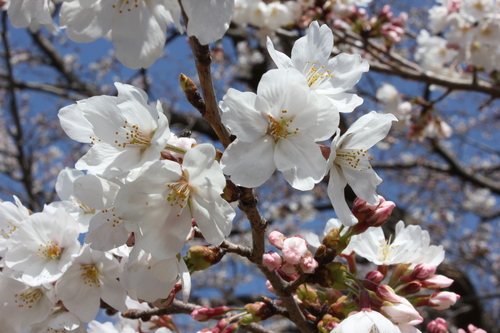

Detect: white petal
[274,134,327,190]
[220,89,267,142]
[58,104,94,143]
[221,137,276,188]
[343,111,397,149]
[327,165,358,226]
[342,165,382,205]
[291,21,333,72]
[266,37,292,69]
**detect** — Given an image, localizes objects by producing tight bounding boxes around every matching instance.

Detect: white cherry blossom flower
[56,245,127,323]
[60,0,178,69]
[327,111,396,225]
[221,68,338,190]
[0,196,30,258]
[58,82,170,178]
[331,309,402,333]
[115,144,234,259]
[267,21,369,113]
[348,221,444,266]
[4,208,80,284]
[0,273,56,330]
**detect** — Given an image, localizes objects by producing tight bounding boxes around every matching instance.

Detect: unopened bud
[428,291,460,310]
[352,196,395,233]
[421,275,454,289]
[375,285,400,303]
[185,245,222,271]
[243,302,273,322]
[191,306,233,321]
[300,253,318,274]
[268,231,286,249]
[262,251,282,271]
[282,236,308,264]
[397,281,422,295]
[411,264,437,280]
[221,323,239,333]
[365,270,384,284]
[427,317,449,333]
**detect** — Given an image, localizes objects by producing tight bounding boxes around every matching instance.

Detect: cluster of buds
[264,232,318,276]
[330,4,407,45]
[427,317,488,333]
[351,195,396,234]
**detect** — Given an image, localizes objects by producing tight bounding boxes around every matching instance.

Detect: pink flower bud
[421,275,454,289]
[376,285,401,303]
[268,231,286,249]
[465,324,488,333]
[366,270,384,283]
[299,253,318,274]
[282,236,308,264]
[265,280,277,295]
[411,264,437,280]
[191,306,233,321]
[381,297,423,326]
[280,262,297,275]
[427,317,449,333]
[428,291,460,310]
[352,196,395,233]
[262,251,282,271]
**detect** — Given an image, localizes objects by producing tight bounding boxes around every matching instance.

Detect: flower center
[166,174,192,217]
[14,287,43,308]
[334,148,373,171]
[114,120,154,149]
[303,61,334,90]
[72,198,96,215]
[37,241,62,260]
[80,265,101,288]
[267,110,298,140]
[112,0,140,13]
[378,235,399,262]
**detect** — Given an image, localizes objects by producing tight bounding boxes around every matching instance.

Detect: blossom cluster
[0,0,477,330]
[419,0,500,74]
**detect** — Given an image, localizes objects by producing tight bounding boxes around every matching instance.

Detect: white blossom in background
[348,221,444,266]
[221,68,338,190]
[58,82,170,178]
[56,245,127,323]
[463,187,496,214]
[0,196,30,259]
[267,21,369,113]
[115,144,234,259]
[4,208,80,284]
[327,111,396,225]
[331,309,402,333]
[415,30,458,75]
[376,83,412,131]
[60,0,179,69]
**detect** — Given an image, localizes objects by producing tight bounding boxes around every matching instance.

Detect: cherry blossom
[115,144,234,259]
[7,0,55,28]
[221,68,337,190]
[267,21,369,113]
[331,309,402,333]
[58,82,170,178]
[327,111,396,225]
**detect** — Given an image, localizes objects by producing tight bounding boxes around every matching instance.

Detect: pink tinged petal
[325,53,370,93]
[342,111,397,149]
[327,165,358,226]
[58,104,94,143]
[221,89,267,142]
[266,37,292,69]
[182,0,234,45]
[274,134,327,190]
[111,1,167,68]
[60,0,112,43]
[282,237,307,264]
[190,188,235,246]
[221,137,276,188]
[291,21,334,71]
